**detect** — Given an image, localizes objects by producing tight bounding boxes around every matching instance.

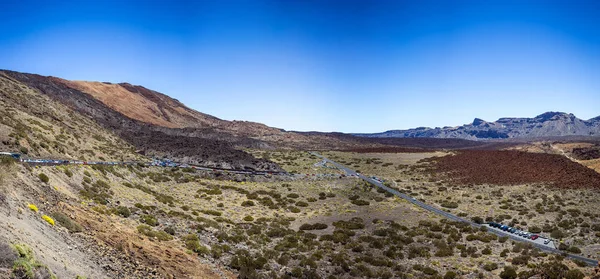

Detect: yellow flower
[42,215,55,226]
[27,204,38,212]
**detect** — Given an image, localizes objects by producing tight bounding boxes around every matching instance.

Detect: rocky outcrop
[355,112,600,140]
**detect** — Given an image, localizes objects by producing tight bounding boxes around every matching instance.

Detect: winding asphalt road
[311,152,599,267]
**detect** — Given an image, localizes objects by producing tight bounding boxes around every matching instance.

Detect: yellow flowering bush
[42,215,55,226]
[28,203,38,212]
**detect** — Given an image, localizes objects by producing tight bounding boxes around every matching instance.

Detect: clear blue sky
[1,0,599,133]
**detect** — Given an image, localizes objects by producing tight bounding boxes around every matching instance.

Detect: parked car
[531,235,539,240]
[544,239,551,244]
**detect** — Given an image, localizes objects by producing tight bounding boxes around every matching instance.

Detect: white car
[543,239,551,244]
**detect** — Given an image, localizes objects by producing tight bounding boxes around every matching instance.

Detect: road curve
[310,152,599,267]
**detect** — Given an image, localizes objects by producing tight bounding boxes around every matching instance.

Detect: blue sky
[1,0,599,133]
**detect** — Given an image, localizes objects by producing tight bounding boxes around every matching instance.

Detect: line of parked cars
[487,222,551,244]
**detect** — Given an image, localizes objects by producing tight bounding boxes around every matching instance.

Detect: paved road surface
[310,152,598,267]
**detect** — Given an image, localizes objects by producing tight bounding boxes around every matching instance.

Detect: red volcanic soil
[344,147,436,153]
[422,150,600,189]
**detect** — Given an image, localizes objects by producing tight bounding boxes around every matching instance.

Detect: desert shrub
[50,212,82,233]
[422,266,438,275]
[565,269,585,279]
[567,246,581,254]
[19,147,28,154]
[64,169,73,177]
[295,201,308,207]
[348,195,359,201]
[41,215,55,226]
[184,234,210,255]
[27,204,38,212]
[551,229,565,239]
[79,180,113,205]
[483,262,498,271]
[443,271,457,279]
[529,226,541,233]
[11,243,57,279]
[137,225,173,241]
[140,214,158,226]
[115,206,131,218]
[471,216,484,224]
[289,207,301,213]
[244,215,254,222]
[481,247,492,255]
[441,201,458,208]
[82,176,92,184]
[333,218,365,230]
[299,223,328,231]
[408,246,431,259]
[572,259,587,267]
[351,199,370,206]
[499,266,518,279]
[164,227,176,235]
[200,209,222,216]
[38,173,49,183]
[241,200,255,207]
[511,255,530,265]
[287,193,299,199]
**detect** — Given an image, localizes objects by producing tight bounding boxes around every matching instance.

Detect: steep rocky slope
[356,112,600,140]
[0,73,141,162]
[1,70,282,171]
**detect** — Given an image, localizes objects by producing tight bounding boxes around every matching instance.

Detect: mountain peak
[534,111,571,122]
[472,118,486,126]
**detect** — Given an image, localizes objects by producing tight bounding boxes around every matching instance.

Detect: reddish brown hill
[422,150,600,189]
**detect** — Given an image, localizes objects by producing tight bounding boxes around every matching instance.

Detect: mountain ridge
[354,112,600,140]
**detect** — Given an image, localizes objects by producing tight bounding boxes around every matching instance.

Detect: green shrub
[351,199,370,206]
[183,234,210,255]
[137,225,172,241]
[299,223,328,230]
[50,212,83,233]
[529,226,542,233]
[38,173,49,183]
[499,266,517,279]
[550,229,565,239]
[241,200,255,207]
[164,227,176,235]
[483,262,498,271]
[295,201,308,207]
[140,214,158,226]
[115,206,131,218]
[565,269,585,279]
[441,201,458,208]
[443,271,457,279]
[567,246,581,254]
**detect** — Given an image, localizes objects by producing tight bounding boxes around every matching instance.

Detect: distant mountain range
[354,112,600,140]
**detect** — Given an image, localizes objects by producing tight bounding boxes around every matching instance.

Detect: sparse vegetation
[38,173,49,183]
